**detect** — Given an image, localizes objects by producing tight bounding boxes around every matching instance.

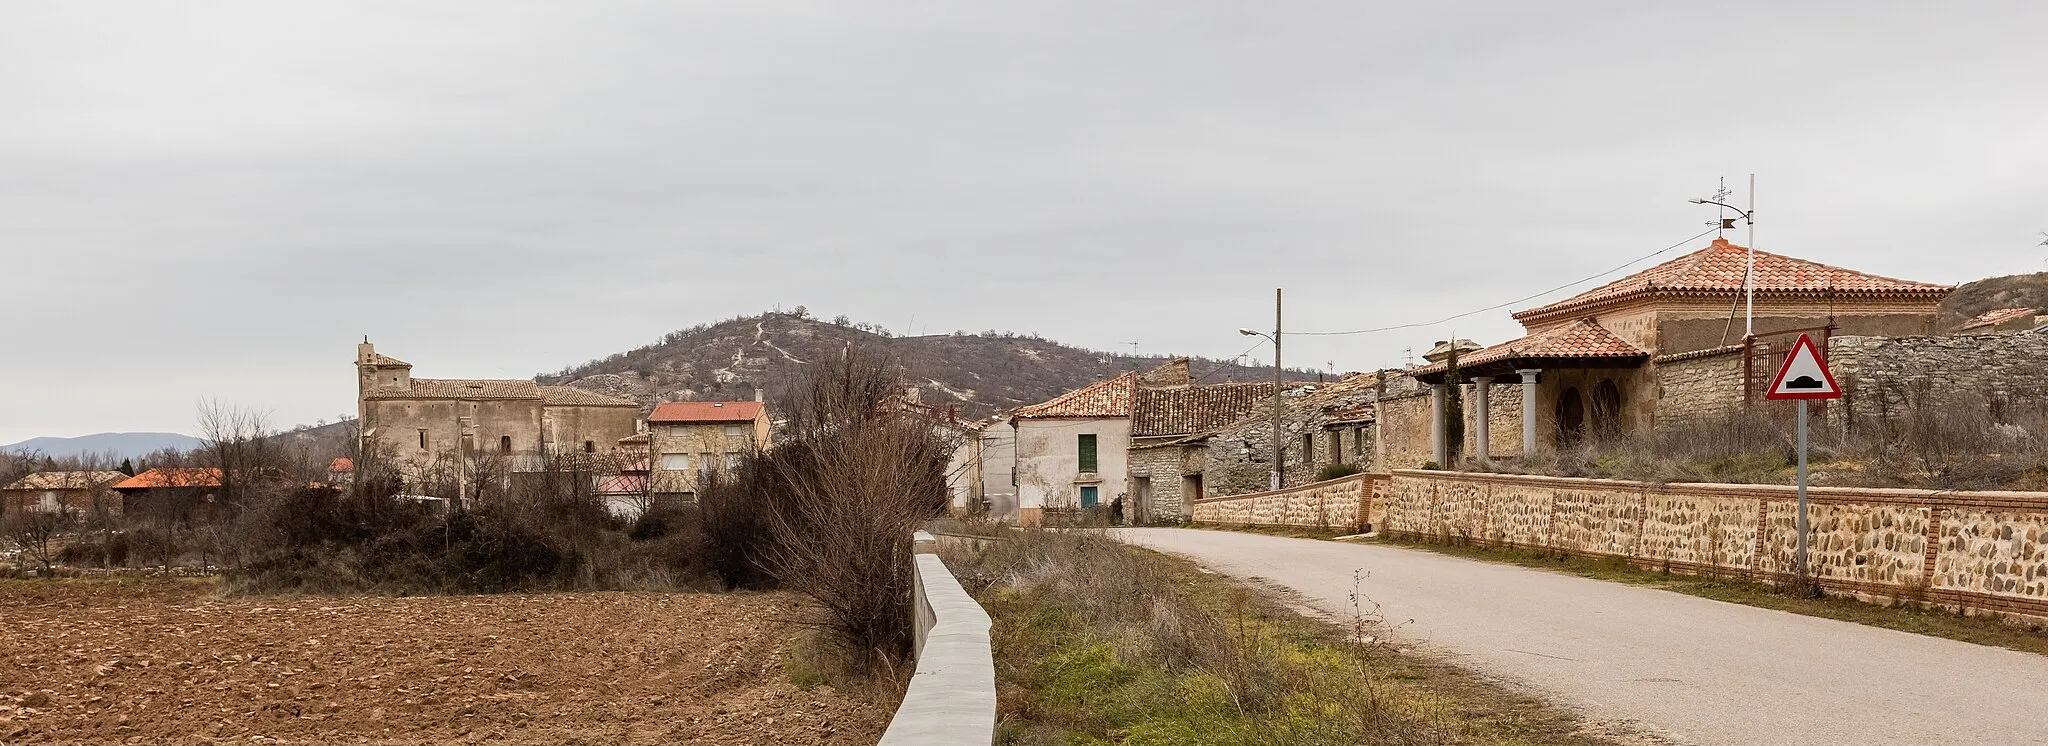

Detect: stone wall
[1377,391,1434,470]
[1652,346,1747,428]
[1828,332,2048,427]
[1460,382,1524,459]
[1200,374,1380,497]
[1191,473,1379,531]
[1378,470,2048,623]
[1128,442,1205,522]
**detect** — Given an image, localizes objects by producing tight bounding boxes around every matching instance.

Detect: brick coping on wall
[1386,469,2048,509]
[1191,472,1377,504]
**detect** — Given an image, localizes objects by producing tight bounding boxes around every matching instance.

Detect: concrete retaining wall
[878,532,996,745]
[1379,470,2048,623]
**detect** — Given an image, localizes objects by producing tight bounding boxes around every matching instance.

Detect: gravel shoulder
[0,580,891,745]
[1116,528,2048,746]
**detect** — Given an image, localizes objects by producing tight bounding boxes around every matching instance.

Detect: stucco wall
[1378,470,2048,622]
[1012,417,1130,524]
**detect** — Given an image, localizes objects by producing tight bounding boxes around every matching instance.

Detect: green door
[1080,485,1099,509]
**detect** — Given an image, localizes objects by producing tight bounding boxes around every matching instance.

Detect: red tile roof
[649,400,765,424]
[1013,372,1137,419]
[1415,318,1648,376]
[1132,382,1274,437]
[113,468,224,490]
[1960,307,2038,331]
[1516,238,1950,322]
[2,471,128,491]
[328,457,354,473]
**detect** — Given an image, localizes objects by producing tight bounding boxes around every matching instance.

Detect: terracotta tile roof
[1013,372,1137,419]
[363,353,412,367]
[1132,382,1274,437]
[649,401,765,424]
[1415,318,1648,376]
[1961,307,2038,331]
[328,458,354,473]
[2,471,128,491]
[113,468,224,490]
[539,386,639,407]
[1326,405,1376,424]
[1515,238,1950,322]
[369,378,543,400]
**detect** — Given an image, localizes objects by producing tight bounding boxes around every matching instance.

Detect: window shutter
[1078,434,1098,473]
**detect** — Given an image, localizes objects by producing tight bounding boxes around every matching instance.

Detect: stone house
[971,415,1018,521]
[1,471,126,518]
[1403,238,1951,466]
[1193,372,1422,501]
[355,340,641,487]
[1957,308,2043,335]
[1126,372,1273,522]
[645,400,771,497]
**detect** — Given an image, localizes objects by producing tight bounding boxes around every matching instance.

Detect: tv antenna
[1127,340,1140,357]
[1707,177,1735,235]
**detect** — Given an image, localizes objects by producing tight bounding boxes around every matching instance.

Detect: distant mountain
[2,432,204,460]
[1939,272,2048,331]
[542,312,1317,420]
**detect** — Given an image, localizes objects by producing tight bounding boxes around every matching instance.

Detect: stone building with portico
[1401,237,1951,466]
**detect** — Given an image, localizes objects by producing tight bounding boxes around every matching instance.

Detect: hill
[541,312,1314,419]
[1939,272,2048,331]
[2,432,204,460]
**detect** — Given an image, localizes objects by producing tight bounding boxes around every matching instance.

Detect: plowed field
[0,581,891,745]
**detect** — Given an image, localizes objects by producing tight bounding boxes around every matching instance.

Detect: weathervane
[1708,177,1734,236]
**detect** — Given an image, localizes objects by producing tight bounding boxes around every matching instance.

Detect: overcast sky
[3,2,2044,443]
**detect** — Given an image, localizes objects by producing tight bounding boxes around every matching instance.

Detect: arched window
[1556,387,1585,447]
[500,435,512,452]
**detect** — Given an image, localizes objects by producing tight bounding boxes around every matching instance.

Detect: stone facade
[1376,390,1434,470]
[356,341,639,490]
[1650,346,1748,428]
[1191,473,1377,531]
[1376,470,2048,623]
[1828,331,2048,427]
[1200,372,1415,498]
[1128,441,1207,523]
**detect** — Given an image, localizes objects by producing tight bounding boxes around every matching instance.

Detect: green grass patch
[945,528,1630,746]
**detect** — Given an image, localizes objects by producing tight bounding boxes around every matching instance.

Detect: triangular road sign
[1765,334,1841,401]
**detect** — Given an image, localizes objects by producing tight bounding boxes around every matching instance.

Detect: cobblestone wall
[1828,332,2048,426]
[1192,473,1378,531]
[1378,471,2048,623]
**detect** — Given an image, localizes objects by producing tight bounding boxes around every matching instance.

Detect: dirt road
[1116,528,2048,746]
[0,581,889,745]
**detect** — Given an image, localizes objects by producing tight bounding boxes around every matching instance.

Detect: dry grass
[1482,395,2048,491]
[940,528,1639,746]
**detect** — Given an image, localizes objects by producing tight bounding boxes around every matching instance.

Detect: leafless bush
[698,345,955,674]
[3,507,76,576]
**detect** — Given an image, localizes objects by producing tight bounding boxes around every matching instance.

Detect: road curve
[1114,528,2048,746]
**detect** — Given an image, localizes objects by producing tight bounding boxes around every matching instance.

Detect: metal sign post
[1764,334,1841,585]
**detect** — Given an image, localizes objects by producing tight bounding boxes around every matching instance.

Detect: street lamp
[1239,288,1284,490]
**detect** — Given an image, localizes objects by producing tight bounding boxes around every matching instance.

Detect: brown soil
[0,581,892,745]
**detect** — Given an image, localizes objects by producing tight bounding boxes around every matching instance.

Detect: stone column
[1517,369,1541,455]
[1430,383,1448,466]
[1471,376,1492,462]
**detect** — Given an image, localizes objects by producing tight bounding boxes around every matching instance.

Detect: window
[1301,433,1315,466]
[500,435,512,452]
[726,453,744,469]
[661,454,691,471]
[724,425,744,436]
[1080,485,1099,509]
[418,429,428,450]
[1077,434,1098,473]
[1326,431,1343,465]
[583,440,595,453]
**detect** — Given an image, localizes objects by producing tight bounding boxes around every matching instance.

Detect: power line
[1192,338,1270,385]
[1289,227,1719,337]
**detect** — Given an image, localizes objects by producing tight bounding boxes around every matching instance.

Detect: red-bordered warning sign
[1764,333,1842,401]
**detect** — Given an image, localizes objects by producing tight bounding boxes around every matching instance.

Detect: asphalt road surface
[1114,528,2048,746]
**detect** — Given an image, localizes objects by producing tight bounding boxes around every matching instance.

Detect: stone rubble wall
[1191,473,1379,531]
[1653,348,1747,428]
[1378,470,2048,623]
[1828,332,2048,427]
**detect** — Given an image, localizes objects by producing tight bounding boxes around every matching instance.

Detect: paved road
[1115,528,2048,746]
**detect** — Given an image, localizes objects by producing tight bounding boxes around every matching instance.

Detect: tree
[1444,346,1465,466]
[118,458,136,476]
[4,507,75,577]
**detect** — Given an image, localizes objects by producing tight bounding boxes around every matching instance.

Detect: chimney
[755,388,764,403]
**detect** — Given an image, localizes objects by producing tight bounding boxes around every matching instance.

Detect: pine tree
[1444,346,1465,467]
[118,458,136,476]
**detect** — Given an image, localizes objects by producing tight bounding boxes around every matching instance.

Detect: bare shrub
[3,507,75,576]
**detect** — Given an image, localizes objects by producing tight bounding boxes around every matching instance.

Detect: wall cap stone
[1386,469,2048,507]
[878,538,995,746]
[1192,471,1382,504]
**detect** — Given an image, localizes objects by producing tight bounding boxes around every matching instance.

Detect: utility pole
[1271,288,1284,491]
[1746,173,1757,338]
